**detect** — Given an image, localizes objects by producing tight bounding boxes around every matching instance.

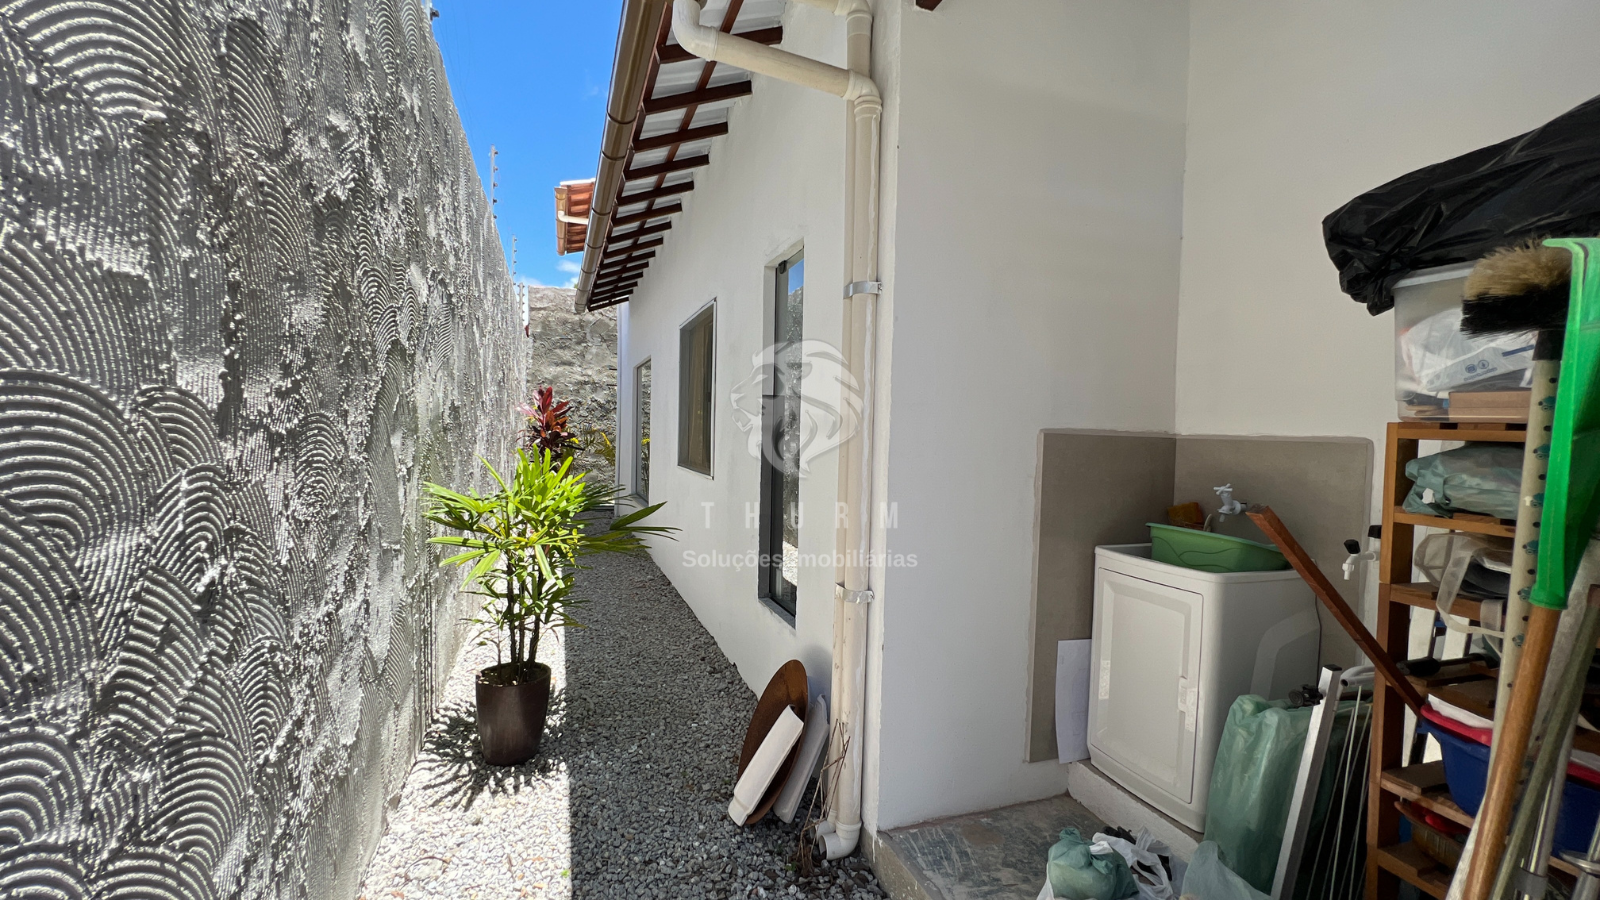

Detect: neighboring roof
[559,0,786,312]
[555,179,594,256]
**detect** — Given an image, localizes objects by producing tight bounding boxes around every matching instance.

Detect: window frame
[758,250,804,617]
[633,357,651,503]
[677,301,716,477]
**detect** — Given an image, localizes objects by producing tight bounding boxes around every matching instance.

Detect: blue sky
[430,0,623,288]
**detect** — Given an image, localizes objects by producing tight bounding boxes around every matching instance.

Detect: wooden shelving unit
[1367,420,1528,900]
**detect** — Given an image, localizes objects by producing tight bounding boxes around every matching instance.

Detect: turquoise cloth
[1403,443,1524,521]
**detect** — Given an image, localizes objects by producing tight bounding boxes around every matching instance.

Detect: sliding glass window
[635,359,651,502]
[760,251,804,616]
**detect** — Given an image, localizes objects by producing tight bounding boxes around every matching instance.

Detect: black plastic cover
[1323,94,1600,315]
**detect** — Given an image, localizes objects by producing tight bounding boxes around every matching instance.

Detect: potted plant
[424,446,673,765]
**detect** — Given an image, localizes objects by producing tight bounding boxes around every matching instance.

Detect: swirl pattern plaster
[0,1,524,897]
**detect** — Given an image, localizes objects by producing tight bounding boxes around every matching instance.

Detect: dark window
[760,252,804,615]
[678,304,715,476]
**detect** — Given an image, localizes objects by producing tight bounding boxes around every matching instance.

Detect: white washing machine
[1087,543,1320,831]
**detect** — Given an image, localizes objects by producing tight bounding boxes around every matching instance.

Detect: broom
[1451,241,1570,900]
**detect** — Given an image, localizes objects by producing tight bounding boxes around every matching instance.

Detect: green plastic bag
[1403,443,1523,521]
[1201,696,1310,893]
[1046,827,1138,900]
[1203,694,1368,896]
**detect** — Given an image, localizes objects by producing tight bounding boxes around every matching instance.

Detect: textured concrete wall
[525,287,617,485]
[0,2,524,898]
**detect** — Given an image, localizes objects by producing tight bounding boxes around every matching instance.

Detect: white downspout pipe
[670,0,881,860]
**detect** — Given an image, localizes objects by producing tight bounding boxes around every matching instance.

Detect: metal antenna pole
[513,235,530,333]
[490,145,499,223]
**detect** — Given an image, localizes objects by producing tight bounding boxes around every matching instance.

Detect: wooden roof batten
[597,264,651,283]
[589,293,634,311]
[624,154,711,180]
[611,220,673,242]
[612,202,683,228]
[599,251,656,271]
[617,182,695,206]
[603,237,665,260]
[561,0,760,311]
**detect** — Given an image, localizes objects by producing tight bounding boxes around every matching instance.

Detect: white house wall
[873,0,1190,831]
[615,0,1600,843]
[618,4,853,704]
[1174,0,1600,628]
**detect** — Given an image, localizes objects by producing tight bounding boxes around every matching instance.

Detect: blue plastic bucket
[1420,721,1600,854]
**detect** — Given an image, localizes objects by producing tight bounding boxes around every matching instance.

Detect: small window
[760,251,804,615]
[635,359,651,502]
[678,303,715,476]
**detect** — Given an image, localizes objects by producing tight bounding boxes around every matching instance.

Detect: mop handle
[1456,356,1562,900]
[1247,506,1425,713]
[1492,586,1600,899]
[1492,356,1561,749]
[1463,603,1562,900]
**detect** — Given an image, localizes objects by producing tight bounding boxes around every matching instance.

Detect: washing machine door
[1090,567,1204,805]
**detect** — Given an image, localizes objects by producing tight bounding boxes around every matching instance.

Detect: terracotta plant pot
[475,662,552,766]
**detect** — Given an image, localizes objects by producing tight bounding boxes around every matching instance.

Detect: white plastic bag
[1091,829,1184,900]
[1415,532,1511,639]
[1398,306,1534,395]
[1178,841,1267,900]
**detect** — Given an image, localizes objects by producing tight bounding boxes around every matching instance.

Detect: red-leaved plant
[521,387,577,464]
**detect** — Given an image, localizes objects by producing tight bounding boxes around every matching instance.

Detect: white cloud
[556,259,581,274]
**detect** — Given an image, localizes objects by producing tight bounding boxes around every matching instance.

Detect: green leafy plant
[424,448,675,683]
[579,426,616,468]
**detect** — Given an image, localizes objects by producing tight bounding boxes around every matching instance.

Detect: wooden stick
[1247,506,1426,714]
[1492,356,1560,748]
[1462,602,1563,900]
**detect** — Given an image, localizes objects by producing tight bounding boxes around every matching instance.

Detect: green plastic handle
[1531,238,1600,609]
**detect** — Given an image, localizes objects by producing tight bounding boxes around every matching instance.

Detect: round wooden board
[735,659,809,825]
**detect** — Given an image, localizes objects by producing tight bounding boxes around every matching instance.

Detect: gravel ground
[358,545,889,900]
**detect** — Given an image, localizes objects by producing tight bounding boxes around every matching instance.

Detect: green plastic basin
[1147,523,1290,573]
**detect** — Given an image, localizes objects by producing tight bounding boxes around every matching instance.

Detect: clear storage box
[1394,263,1535,421]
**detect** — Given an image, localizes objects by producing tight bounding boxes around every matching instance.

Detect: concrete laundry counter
[1088,543,1321,831]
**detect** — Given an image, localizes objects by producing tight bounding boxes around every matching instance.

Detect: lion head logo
[729,339,863,476]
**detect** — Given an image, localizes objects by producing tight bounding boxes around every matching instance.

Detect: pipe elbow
[671,0,719,61]
[819,821,862,860]
[844,71,880,106]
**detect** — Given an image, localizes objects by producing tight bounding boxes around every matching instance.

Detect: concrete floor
[863,763,1206,900]
[867,794,1104,900]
